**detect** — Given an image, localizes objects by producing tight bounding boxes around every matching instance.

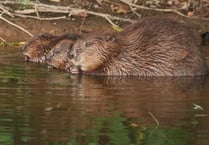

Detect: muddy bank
[0,16,112,42]
[1,13,209,42]
[0,0,209,42]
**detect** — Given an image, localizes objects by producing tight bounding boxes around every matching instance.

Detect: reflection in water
[0,47,209,145]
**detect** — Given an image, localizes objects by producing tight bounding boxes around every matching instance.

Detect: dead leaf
[187,11,194,17]
[110,4,129,14]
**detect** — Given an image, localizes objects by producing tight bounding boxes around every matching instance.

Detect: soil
[0,16,111,42]
[0,0,209,42]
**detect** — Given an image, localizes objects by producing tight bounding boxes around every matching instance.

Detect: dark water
[0,46,209,145]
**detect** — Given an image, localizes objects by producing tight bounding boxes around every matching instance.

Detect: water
[0,46,209,145]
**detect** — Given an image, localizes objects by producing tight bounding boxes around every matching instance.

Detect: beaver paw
[70,66,80,74]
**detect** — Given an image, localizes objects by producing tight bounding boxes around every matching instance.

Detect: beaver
[68,17,208,76]
[22,33,59,63]
[22,33,80,64]
[46,34,81,70]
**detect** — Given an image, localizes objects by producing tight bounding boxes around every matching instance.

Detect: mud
[0,13,209,42]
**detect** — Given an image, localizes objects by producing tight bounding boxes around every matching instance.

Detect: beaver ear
[106,35,116,42]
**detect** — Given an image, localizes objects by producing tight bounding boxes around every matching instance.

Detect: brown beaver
[22,33,59,63]
[22,33,80,64]
[68,17,208,76]
[46,34,81,70]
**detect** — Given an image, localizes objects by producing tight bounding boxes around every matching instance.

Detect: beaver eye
[106,35,116,42]
[85,42,93,47]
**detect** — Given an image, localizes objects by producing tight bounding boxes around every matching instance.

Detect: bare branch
[14,13,66,20]
[0,4,14,17]
[0,14,33,36]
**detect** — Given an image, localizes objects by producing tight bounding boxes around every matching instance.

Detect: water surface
[0,46,209,145]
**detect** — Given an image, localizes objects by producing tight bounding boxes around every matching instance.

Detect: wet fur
[70,18,208,76]
[22,33,59,63]
[46,34,81,70]
[69,34,119,72]
[22,33,80,63]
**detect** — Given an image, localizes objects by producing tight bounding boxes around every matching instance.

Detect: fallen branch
[14,13,67,20]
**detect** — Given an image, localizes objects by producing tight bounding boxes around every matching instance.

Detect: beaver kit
[22,33,60,63]
[22,33,80,65]
[68,17,208,76]
[46,35,81,71]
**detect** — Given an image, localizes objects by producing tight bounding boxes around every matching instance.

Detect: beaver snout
[70,66,81,74]
[24,56,30,62]
[23,52,32,62]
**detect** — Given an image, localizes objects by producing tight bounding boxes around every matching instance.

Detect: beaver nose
[24,56,30,61]
[70,66,80,74]
[47,65,53,69]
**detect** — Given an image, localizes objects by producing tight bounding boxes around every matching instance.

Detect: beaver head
[22,33,58,63]
[68,34,120,73]
[47,39,74,70]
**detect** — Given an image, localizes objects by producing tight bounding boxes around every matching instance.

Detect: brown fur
[68,34,119,72]
[22,33,80,64]
[69,17,208,76]
[46,35,80,70]
[22,33,59,63]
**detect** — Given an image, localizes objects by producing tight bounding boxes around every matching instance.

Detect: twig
[0,36,6,42]
[104,15,117,27]
[35,0,40,18]
[79,3,92,34]
[129,5,141,18]
[0,14,33,36]
[86,10,135,23]
[120,0,209,21]
[14,13,66,20]
[149,112,159,129]
[0,4,14,17]
[148,111,159,138]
